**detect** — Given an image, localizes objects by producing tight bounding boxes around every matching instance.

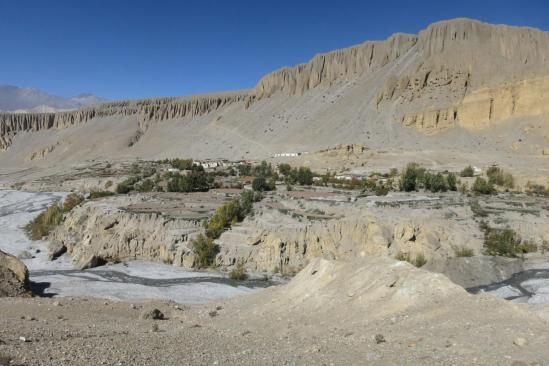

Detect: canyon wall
[246,33,418,105]
[0,93,246,150]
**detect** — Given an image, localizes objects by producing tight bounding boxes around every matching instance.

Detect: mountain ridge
[0,85,107,112]
[0,18,548,170]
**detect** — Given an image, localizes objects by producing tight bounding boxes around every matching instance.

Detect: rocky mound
[209,257,549,364]
[224,257,468,320]
[0,250,31,297]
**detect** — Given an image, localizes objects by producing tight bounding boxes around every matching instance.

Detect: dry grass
[25,203,64,240]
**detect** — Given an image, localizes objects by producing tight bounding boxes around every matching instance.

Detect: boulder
[48,241,67,260]
[140,308,165,320]
[0,250,31,297]
[78,255,106,270]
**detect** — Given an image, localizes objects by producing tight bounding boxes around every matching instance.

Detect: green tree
[192,234,218,268]
[296,167,313,185]
[400,163,425,192]
[278,163,292,176]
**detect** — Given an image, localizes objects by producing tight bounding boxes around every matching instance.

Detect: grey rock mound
[0,250,31,297]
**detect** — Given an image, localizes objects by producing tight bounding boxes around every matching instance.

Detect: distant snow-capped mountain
[0,85,107,112]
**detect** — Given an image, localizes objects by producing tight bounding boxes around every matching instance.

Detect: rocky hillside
[1,18,548,166]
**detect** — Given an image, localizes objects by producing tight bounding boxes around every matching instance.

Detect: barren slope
[1,257,548,365]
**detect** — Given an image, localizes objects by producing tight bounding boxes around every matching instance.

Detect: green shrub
[483,227,534,257]
[460,166,475,177]
[229,261,248,280]
[424,172,448,193]
[447,173,458,191]
[453,246,474,257]
[375,183,390,196]
[413,253,427,268]
[487,166,514,189]
[169,158,194,170]
[141,167,157,178]
[63,193,83,212]
[25,203,64,240]
[191,234,218,268]
[520,240,538,254]
[116,176,139,194]
[137,178,154,192]
[252,177,275,192]
[472,177,496,195]
[89,191,115,199]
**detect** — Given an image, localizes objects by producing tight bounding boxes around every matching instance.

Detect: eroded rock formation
[245,33,418,105]
[48,197,203,269]
[2,18,549,153]
[0,93,246,150]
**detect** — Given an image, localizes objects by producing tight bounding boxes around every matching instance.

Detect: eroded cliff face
[48,195,484,273]
[48,197,204,269]
[0,93,246,150]
[2,18,549,154]
[378,19,549,133]
[214,206,481,273]
[245,33,418,104]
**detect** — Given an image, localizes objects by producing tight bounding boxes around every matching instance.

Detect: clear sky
[1,0,548,100]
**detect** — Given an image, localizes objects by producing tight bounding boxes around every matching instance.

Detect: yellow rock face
[458,76,549,129]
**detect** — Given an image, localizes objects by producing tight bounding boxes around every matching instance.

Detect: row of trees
[400,163,458,193]
[278,164,314,186]
[167,171,212,192]
[399,162,515,195]
[192,191,263,268]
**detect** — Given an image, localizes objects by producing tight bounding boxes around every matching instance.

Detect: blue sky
[1,0,548,100]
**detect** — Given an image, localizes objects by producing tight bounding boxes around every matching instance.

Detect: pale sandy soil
[1,257,549,366]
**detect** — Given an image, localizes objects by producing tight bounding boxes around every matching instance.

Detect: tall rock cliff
[245,32,418,104]
[379,19,549,132]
